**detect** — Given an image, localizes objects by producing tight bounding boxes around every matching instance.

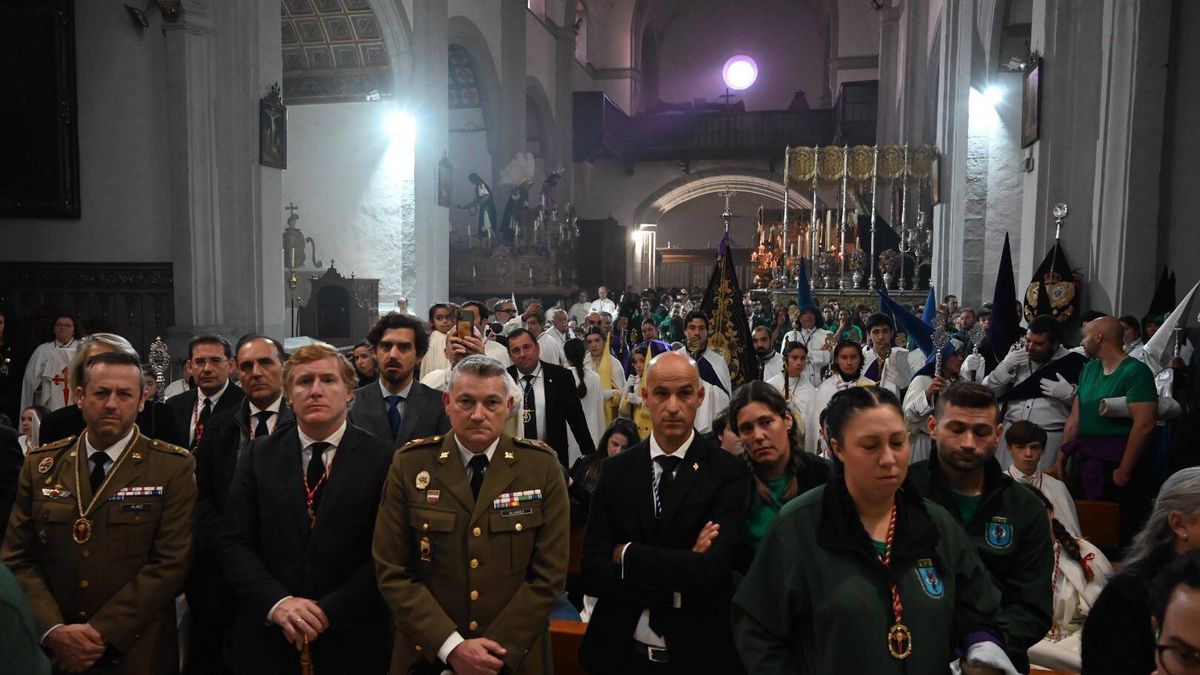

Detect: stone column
[499,0,528,168]
[554,0,577,199]
[931,0,974,302]
[410,0,450,311]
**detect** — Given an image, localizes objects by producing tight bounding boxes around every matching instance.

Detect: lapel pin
[37,457,54,474]
[692,462,699,471]
[426,489,441,505]
[504,451,515,460]
[415,471,431,490]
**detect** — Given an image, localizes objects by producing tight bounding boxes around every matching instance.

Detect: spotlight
[722,55,758,91]
[983,85,1004,105]
[385,111,416,140]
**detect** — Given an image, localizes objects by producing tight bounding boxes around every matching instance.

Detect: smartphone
[457,309,476,339]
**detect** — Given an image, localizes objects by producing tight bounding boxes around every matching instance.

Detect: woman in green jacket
[732,386,1017,674]
[728,381,831,560]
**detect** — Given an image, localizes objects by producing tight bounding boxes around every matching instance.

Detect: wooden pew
[1075,499,1121,549]
[550,619,588,675]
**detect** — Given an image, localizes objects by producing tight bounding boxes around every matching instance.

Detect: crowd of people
[0,282,1196,675]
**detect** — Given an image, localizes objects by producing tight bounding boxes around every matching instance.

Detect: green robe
[733,479,1004,674]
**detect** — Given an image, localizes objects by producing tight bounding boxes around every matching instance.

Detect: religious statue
[459,173,498,239]
[498,152,537,243]
[540,168,564,218]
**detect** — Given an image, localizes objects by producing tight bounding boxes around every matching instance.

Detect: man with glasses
[165,335,244,449]
[1151,552,1200,675]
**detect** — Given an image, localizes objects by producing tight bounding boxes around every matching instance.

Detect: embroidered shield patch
[916,560,945,599]
[986,521,1014,549]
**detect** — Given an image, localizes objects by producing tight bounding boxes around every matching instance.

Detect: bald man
[1058,315,1158,543]
[580,352,750,675]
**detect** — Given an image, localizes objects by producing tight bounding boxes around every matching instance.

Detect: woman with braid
[1027,491,1113,672]
[766,342,819,454]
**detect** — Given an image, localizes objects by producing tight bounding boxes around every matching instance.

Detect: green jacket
[732,477,1004,675]
[907,451,1053,673]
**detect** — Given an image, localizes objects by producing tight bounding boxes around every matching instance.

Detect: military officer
[2,350,196,673]
[374,354,570,675]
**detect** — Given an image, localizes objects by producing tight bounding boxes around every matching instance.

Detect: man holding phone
[461,301,511,367]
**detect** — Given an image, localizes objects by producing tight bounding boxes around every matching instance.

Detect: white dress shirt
[620,431,693,648]
[248,396,284,439]
[438,436,501,666]
[589,298,618,316]
[189,379,232,445]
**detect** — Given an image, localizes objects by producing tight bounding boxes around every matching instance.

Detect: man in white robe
[20,314,79,411]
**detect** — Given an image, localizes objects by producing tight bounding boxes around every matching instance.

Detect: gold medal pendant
[887,623,912,660]
[72,517,93,545]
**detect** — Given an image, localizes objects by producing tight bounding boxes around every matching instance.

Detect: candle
[290,248,295,269]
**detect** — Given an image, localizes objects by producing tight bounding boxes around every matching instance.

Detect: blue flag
[877,286,934,357]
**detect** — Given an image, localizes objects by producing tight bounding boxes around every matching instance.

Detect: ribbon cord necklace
[303,453,335,529]
[877,501,912,660]
[73,430,140,545]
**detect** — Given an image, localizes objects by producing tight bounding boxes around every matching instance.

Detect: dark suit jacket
[190,400,297,649]
[38,401,181,447]
[579,434,749,673]
[507,361,596,467]
[220,422,392,674]
[348,378,450,447]
[165,384,245,446]
[0,425,21,530]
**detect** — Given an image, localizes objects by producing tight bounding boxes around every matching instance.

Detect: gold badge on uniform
[522,410,532,424]
[504,451,515,460]
[419,536,432,561]
[439,451,450,461]
[37,457,54,474]
[693,462,699,471]
[415,471,430,490]
[426,489,440,505]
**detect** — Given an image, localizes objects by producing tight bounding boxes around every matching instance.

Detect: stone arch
[525,76,557,169]
[632,167,812,226]
[447,15,503,180]
[371,0,415,90]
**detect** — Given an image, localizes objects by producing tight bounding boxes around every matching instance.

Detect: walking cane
[301,637,315,675]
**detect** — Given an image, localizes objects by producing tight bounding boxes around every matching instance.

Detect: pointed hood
[877,286,934,357]
[1144,280,1199,373]
[796,258,819,315]
[1146,268,1177,319]
[922,286,937,326]
[989,233,1022,356]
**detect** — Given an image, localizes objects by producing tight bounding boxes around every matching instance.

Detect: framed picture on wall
[260,83,287,169]
[1021,53,1042,149]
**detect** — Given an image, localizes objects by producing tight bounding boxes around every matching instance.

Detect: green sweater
[733,480,1004,674]
[0,563,50,675]
[908,453,1054,673]
[1077,356,1157,438]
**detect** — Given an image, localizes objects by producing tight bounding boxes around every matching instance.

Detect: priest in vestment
[20,315,80,412]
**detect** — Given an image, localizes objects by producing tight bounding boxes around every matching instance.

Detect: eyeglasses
[1157,640,1200,675]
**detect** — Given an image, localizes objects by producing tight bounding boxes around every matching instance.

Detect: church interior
[2,0,1196,356]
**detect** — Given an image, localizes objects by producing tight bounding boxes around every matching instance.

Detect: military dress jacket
[373,433,570,675]
[908,450,1054,672]
[1,428,196,674]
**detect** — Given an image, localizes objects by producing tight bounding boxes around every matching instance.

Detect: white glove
[626,389,642,406]
[998,347,1029,376]
[963,353,985,375]
[1039,372,1076,400]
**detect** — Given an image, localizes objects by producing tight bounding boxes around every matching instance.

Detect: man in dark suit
[220,342,392,674]
[38,333,181,445]
[0,424,22,529]
[580,351,749,675]
[349,312,450,447]
[505,328,595,467]
[165,335,244,449]
[190,334,295,674]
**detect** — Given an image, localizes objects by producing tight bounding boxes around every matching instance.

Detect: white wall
[282,102,415,313]
[0,1,171,262]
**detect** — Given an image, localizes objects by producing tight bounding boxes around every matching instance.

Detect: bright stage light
[983,85,1004,105]
[722,55,758,91]
[385,111,416,140]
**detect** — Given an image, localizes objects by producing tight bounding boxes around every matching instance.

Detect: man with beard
[350,312,450,447]
[782,305,832,387]
[750,326,782,382]
[982,315,1087,471]
[907,382,1053,674]
[903,338,969,464]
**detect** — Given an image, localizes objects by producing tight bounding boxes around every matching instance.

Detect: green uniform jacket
[374,433,570,675]
[908,451,1053,672]
[1,429,196,674]
[732,477,1004,675]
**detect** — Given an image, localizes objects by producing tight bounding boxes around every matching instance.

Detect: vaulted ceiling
[281,0,393,104]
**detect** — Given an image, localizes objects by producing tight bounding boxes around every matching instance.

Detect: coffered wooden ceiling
[281,0,393,104]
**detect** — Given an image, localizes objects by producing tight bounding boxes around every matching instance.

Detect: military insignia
[522,410,532,423]
[504,451,515,460]
[131,451,143,460]
[692,462,699,471]
[438,451,450,461]
[37,457,54,474]
[986,519,1014,549]
[41,487,72,499]
[415,471,430,490]
[426,489,440,505]
[916,559,945,599]
[419,536,432,562]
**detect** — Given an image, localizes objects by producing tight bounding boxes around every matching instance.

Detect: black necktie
[468,454,489,499]
[306,442,330,509]
[253,411,272,438]
[195,398,212,446]
[653,455,681,517]
[90,453,111,494]
[522,375,537,439]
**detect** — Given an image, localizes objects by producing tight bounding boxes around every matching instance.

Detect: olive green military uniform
[908,451,1053,673]
[1,428,196,674]
[374,433,570,675]
[733,479,1005,675]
